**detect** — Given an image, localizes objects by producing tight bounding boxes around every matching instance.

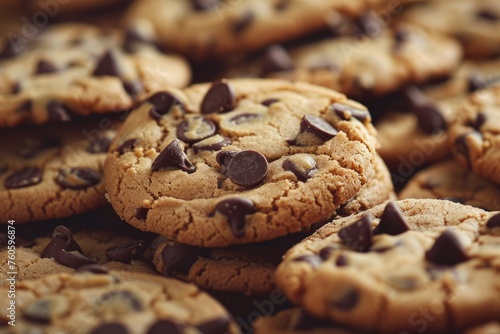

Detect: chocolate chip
[41,225,82,259]
[92,50,121,77]
[197,317,231,334]
[46,100,71,122]
[55,249,96,268]
[275,0,290,11]
[468,112,487,131]
[23,300,53,323]
[336,254,349,267]
[90,323,130,334]
[293,115,338,146]
[105,240,145,264]
[4,167,43,189]
[192,135,231,154]
[123,27,157,53]
[215,198,255,238]
[261,98,279,107]
[97,290,143,313]
[87,137,112,154]
[117,138,137,154]
[468,73,487,92]
[200,80,236,114]
[229,113,261,125]
[76,264,110,274]
[233,11,254,34]
[177,117,216,143]
[122,80,143,98]
[374,202,410,236]
[331,288,359,310]
[152,139,195,173]
[283,155,317,182]
[261,45,295,75]
[216,150,239,168]
[225,150,268,187]
[454,132,482,169]
[148,92,185,120]
[0,39,24,59]
[191,0,218,11]
[55,168,101,190]
[35,60,59,74]
[11,82,21,94]
[355,12,384,37]
[338,214,373,252]
[147,320,184,334]
[160,243,205,276]
[331,103,371,123]
[413,104,447,134]
[16,100,32,114]
[476,9,499,21]
[292,254,322,268]
[426,229,468,265]
[19,137,60,159]
[394,27,409,46]
[486,213,500,229]
[318,245,336,260]
[134,207,149,221]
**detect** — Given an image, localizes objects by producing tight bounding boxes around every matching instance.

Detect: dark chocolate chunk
[4,167,43,189]
[374,202,410,236]
[318,245,336,260]
[148,92,185,120]
[105,240,145,264]
[486,213,500,229]
[192,135,231,153]
[160,243,204,276]
[92,49,122,77]
[226,150,268,187]
[122,80,143,98]
[35,60,59,74]
[90,323,130,334]
[200,80,236,114]
[331,103,371,123]
[147,320,184,334]
[76,264,110,274]
[47,100,71,122]
[338,214,373,252]
[293,115,338,146]
[16,100,33,114]
[425,229,468,265]
[41,225,82,259]
[468,73,487,92]
[176,117,216,143]
[413,104,447,134]
[261,98,279,107]
[454,132,482,169]
[214,198,255,238]
[197,317,231,334]
[233,11,254,34]
[191,0,218,11]
[336,254,349,267]
[151,139,195,173]
[216,150,239,168]
[229,113,261,125]
[292,254,322,269]
[331,288,359,310]
[117,138,137,154]
[54,249,96,268]
[19,137,60,159]
[134,207,149,221]
[97,290,143,312]
[87,137,112,153]
[282,155,317,182]
[55,168,102,190]
[476,9,499,21]
[468,112,487,131]
[23,300,53,323]
[261,45,295,75]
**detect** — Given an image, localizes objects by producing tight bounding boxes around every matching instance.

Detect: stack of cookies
[1,0,499,333]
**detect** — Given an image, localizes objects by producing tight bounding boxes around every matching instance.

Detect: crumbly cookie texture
[123,0,389,59]
[400,0,500,58]
[0,121,121,223]
[0,270,240,333]
[229,24,461,98]
[0,23,190,128]
[400,160,500,211]
[449,85,500,186]
[104,79,377,247]
[275,199,500,333]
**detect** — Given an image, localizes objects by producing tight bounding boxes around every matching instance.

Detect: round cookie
[104,79,377,247]
[400,160,500,211]
[0,269,240,333]
[228,24,462,98]
[400,0,500,59]
[0,120,120,223]
[275,199,500,333]
[123,0,388,59]
[449,85,500,186]
[0,23,190,128]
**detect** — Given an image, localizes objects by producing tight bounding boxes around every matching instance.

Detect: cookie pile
[1,0,499,333]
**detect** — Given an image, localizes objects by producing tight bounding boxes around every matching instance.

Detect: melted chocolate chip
[374,202,410,236]
[318,245,336,260]
[55,168,102,190]
[216,150,239,168]
[293,115,338,146]
[35,60,59,74]
[54,249,96,268]
[200,80,236,114]
[233,11,254,34]
[148,92,184,120]
[134,207,149,221]
[331,288,359,310]
[90,323,130,334]
[176,117,216,143]
[197,317,231,334]
[116,138,137,154]
[282,155,317,182]
[151,139,195,173]
[160,243,204,276]
[122,80,143,98]
[338,214,373,252]
[4,167,43,189]
[19,137,60,159]
[47,101,71,122]
[425,229,468,265]
[16,100,33,114]
[147,320,184,334]
[92,50,121,77]
[192,135,231,153]
[105,240,145,264]
[41,226,82,259]
[331,103,371,123]
[76,264,110,274]
[261,45,295,75]
[226,150,268,187]
[87,137,112,153]
[215,198,255,238]
[97,290,143,312]
[476,9,499,21]
[23,300,53,323]
[261,98,279,107]
[292,255,322,268]
[191,0,218,11]
[486,213,500,229]
[468,112,487,131]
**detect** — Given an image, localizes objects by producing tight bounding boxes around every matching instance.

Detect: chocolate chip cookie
[275,199,500,333]
[0,121,120,223]
[449,85,500,185]
[400,160,500,211]
[0,269,240,333]
[105,79,377,247]
[0,23,190,128]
